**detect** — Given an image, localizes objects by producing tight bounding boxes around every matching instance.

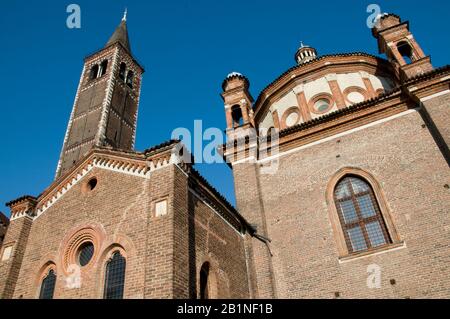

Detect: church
[0,12,449,299]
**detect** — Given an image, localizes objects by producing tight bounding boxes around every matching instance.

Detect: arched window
[334,176,391,253]
[126,70,134,88]
[90,64,99,80]
[103,251,126,299]
[119,62,126,81]
[199,262,210,299]
[397,41,414,64]
[99,60,108,77]
[231,105,243,128]
[39,269,57,299]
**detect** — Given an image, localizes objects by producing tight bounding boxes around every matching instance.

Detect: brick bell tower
[372,13,433,82]
[221,72,255,141]
[55,11,144,179]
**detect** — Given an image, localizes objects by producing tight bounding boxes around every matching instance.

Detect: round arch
[325,167,400,257]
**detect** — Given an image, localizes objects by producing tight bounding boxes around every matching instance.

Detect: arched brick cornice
[253,54,395,121]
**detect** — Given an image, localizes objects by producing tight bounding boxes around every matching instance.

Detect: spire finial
[122,8,128,21]
[300,41,304,48]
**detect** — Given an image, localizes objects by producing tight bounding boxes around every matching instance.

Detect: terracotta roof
[143,139,180,155]
[378,13,401,21]
[404,64,450,85]
[253,52,390,111]
[222,73,250,91]
[5,195,37,208]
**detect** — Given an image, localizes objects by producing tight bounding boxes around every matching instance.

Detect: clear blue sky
[0,0,449,217]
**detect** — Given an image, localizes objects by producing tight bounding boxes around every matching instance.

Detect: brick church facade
[0,13,449,299]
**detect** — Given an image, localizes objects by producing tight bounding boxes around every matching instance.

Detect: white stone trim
[338,242,407,264]
[10,209,33,221]
[419,89,450,102]
[257,109,418,164]
[96,47,120,144]
[55,64,87,178]
[29,156,174,222]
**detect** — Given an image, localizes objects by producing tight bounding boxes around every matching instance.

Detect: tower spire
[122,8,127,22]
[106,11,131,52]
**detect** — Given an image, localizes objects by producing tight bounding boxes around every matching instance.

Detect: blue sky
[0,0,449,217]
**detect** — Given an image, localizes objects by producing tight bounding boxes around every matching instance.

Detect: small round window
[87,178,97,191]
[82,177,98,194]
[77,242,95,267]
[314,99,330,112]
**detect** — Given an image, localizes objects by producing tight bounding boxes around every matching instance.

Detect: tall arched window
[231,105,243,128]
[199,262,210,299]
[103,251,126,299]
[397,41,414,64]
[119,62,126,81]
[39,269,57,299]
[334,176,391,253]
[90,64,99,80]
[99,60,108,77]
[126,70,134,88]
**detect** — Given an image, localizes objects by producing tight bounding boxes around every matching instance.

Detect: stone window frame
[280,107,302,129]
[308,92,336,115]
[98,245,128,299]
[36,262,58,299]
[81,176,99,194]
[342,86,370,105]
[326,167,401,259]
[59,224,105,276]
[0,242,15,262]
[152,196,170,219]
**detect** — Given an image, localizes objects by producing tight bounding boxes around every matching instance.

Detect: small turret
[295,42,318,65]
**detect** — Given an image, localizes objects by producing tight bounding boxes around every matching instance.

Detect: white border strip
[420,89,450,102]
[338,242,407,264]
[24,158,174,222]
[258,109,418,164]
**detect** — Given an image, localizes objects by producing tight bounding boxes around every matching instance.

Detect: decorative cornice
[278,88,401,137]
[9,140,181,222]
[6,196,37,221]
[222,73,250,91]
[253,53,394,119]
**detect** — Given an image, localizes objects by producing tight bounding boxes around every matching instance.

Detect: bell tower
[372,13,433,81]
[221,72,255,140]
[55,11,144,179]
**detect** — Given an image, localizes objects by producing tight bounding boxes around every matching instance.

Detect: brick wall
[0,216,33,298]
[233,109,450,298]
[0,212,9,248]
[421,91,450,155]
[188,188,250,299]
[0,162,251,299]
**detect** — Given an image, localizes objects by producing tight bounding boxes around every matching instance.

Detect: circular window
[314,99,330,112]
[87,178,97,191]
[285,112,300,127]
[77,242,95,267]
[82,177,98,194]
[347,92,365,104]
